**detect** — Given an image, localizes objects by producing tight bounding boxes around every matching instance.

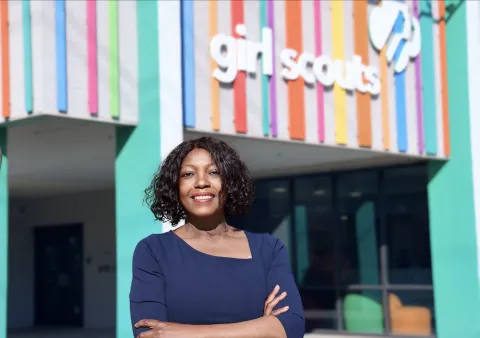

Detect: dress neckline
[169,230,254,261]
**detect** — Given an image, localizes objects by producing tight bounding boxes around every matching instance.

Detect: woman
[130,137,305,338]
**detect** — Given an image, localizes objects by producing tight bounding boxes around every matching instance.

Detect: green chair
[343,293,384,334]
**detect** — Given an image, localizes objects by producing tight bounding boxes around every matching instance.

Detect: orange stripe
[1,1,9,119]
[231,0,247,133]
[285,0,305,140]
[380,48,389,150]
[354,0,371,147]
[438,0,450,156]
[209,0,220,131]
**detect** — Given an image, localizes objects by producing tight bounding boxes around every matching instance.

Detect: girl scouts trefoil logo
[368,1,421,73]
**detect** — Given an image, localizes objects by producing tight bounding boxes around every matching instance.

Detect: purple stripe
[267,0,277,137]
[413,0,424,154]
[314,0,324,142]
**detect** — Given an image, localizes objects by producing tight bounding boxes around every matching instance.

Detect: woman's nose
[194,173,211,188]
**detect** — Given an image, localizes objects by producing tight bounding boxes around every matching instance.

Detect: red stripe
[285,0,305,140]
[231,0,247,133]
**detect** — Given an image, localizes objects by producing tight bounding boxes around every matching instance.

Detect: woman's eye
[209,171,219,176]
[181,172,194,178]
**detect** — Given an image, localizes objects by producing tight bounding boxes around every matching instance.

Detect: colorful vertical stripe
[0,0,452,160]
[379,0,390,151]
[438,0,450,156]
[392,3,407,153]
[285,0,305,140]
[420,0,438,155]
[22,0,33,113]
[331,1,347,145]
[412,0,424,154]
[313,0,324,143]
[260,0,269,136]
[55,0,67,112]
[87,0,98,115]
[109,1,119,119]
[354,0,371,147]
[231,0,247,133]
[181,0,195,128]
[267,0,277,137]
[209,0,220,131]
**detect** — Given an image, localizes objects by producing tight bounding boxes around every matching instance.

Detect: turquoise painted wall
[428,2,480,337]
[0,128,7,338]
[115,1,162,337]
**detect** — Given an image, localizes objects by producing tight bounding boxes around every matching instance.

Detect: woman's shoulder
[245,231,286,255]
[133,231,175,261]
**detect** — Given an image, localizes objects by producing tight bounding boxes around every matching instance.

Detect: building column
[0,127,8,338]
[115,1,161,336]
[115,0,183,337]
[427,2,480,337]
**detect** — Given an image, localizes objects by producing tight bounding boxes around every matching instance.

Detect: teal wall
[0,128,7,338]
[428,2,480,337]
[115,1,162,336]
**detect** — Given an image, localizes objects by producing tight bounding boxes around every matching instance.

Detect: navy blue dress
[129,230,305,338]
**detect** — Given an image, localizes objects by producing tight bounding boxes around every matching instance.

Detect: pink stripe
[87,0,98,114]
[314,0,324,142]
[412,0,424,154]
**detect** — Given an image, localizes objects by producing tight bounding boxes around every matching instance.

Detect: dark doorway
[34,223,83,327]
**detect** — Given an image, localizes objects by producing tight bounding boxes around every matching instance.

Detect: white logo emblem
[368,1,421,73]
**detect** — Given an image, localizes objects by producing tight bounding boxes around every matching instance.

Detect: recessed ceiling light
[273,186,287,193]
[312,189,325,196]
[349,191,362,198]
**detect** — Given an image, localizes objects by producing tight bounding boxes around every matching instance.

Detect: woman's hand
[263,284,289,317]
[134,319,196,338]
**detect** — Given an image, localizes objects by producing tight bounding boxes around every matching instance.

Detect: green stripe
[115,2,161,337]
[419,0,437,155]
[22,0,33,113]
[260,0,270,136]
[109,1,119,119]
[0,128,8,338]
[428,2,480,337]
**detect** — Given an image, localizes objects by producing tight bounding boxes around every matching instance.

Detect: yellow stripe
[331,0,347,145]
[209,0,220,131]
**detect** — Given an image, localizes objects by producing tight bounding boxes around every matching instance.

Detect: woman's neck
[184,217,230,237]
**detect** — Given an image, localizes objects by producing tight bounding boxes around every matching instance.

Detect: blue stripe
[393,10,407,152]
[419,0,437,155]
[180,0,195,128]
[22,0,33,113]
[55,0,67,112]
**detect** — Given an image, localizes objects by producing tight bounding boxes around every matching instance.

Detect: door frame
[33,223,84,327]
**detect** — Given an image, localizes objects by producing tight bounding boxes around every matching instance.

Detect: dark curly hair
[144,136,255,226]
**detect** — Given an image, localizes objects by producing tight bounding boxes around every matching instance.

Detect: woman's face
[179,148,224,220]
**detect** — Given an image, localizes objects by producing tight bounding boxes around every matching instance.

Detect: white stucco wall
[8,190,116,329]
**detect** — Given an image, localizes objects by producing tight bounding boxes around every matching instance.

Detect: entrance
[34,223,84,327]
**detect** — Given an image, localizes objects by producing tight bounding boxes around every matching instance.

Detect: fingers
[264,291,288,315]
[265,285,280,305]
[271,306,289,316]
[134,319,163,329]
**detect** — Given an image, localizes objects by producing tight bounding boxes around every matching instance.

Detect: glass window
[233,165,434,337]
[383,167,432,285]
[232,180,292,254]
[337,171,381,285]
[294,176,338,330]
[294,176,334,286]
